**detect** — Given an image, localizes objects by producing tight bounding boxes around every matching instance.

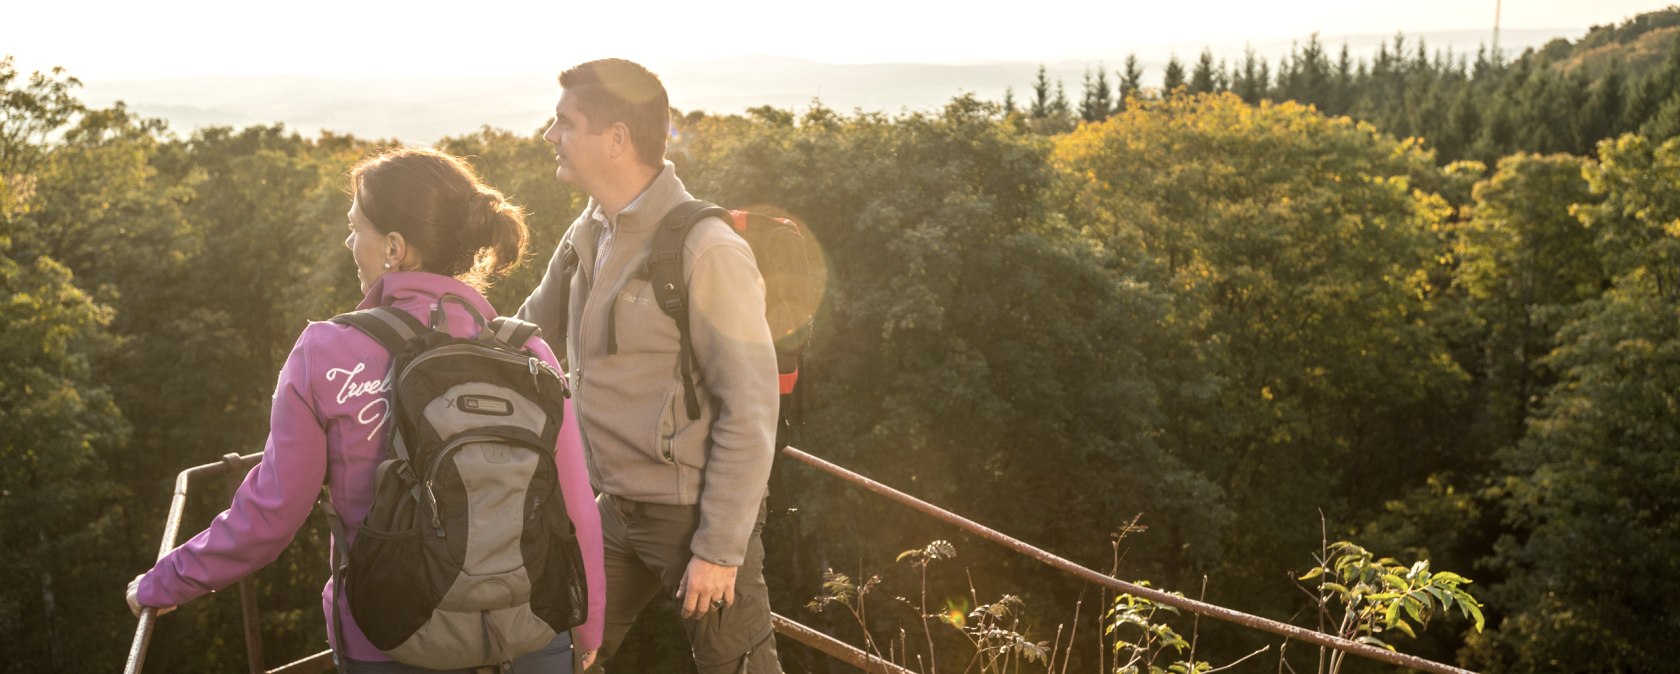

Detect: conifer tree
[1290,33,1332,107]
[1331,43,1355,113]
[1627,35,1680,129]
[1442,83,1482,161]
[1235,47,1268,103]
[1030,65,1052,119]
[1051,79,1072,118]
[1190,49,1217,94]
[1581,62,1624,143]
[1120,54,1144,106]
[1080,66,1114,121]
[1163,54,1186,96]
[1472,45,1498,82]
[1094,66,1113,118]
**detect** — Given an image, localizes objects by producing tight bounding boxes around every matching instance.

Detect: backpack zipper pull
[424,480,445,537]
[531,357,569,397]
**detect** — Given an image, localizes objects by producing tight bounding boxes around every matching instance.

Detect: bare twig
[1204,645,1272,673]
[1062,590,1084,674]
[918,560,937,673]
[1046,623,1065,674]
[1316,511,1328,674]
[1190,574,1208,667]
[783,448,1477,674]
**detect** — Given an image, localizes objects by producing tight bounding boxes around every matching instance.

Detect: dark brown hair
[350,147,528,290]
[559,58,670,168]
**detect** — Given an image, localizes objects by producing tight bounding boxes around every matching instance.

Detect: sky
[2,1,1669,141]
[3,0,1669,78]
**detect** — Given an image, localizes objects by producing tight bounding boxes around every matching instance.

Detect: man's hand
[676,557,738,620]
[126,574,176,618]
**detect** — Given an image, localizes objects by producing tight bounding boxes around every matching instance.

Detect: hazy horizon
[58,28,1575,143]
[6,0,1668,142]
[7,0,1661,77]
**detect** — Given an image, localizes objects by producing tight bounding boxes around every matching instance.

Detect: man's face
[542,90,610,189]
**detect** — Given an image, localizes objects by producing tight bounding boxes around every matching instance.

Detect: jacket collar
[355,271,493,318]
[584,161,691,235]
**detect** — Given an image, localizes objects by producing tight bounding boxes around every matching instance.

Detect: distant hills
[70,28,1585,143]
[1549,9,1680,75]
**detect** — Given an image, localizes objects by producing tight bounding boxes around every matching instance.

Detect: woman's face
[344,194,388,294]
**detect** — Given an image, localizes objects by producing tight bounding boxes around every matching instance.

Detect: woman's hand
[581,650,597,670]
[126,574,176,618]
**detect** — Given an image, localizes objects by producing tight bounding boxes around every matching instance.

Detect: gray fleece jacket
[517,163,778,567]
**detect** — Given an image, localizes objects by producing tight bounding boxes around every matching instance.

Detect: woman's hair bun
[463,190,503,247]
[350,147,529,290]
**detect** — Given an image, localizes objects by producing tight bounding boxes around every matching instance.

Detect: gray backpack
[320,297,586,669]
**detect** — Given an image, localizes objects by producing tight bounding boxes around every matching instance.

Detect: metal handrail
[126,453,260,674]
[221,453,267,673]
[122,452,904,673]
[779,445,1478,674]
[772,613,916,674]
[123,453,331,674]
[125,445,1478,674]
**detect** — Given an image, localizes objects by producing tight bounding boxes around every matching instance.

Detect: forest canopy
[4,9,1679,672]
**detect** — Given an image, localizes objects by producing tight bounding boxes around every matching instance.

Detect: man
[518,58,783,674]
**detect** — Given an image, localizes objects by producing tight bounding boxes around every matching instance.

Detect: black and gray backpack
[548,201,816,448]
[319,296,586,670]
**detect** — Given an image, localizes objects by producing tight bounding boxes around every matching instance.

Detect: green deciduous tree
[0,60,135,672]
[0,56,84,177]
[1455,154,1603,452]
[0,239,129,672]
[1471,135,1680,672]
[1054,93,1468,665]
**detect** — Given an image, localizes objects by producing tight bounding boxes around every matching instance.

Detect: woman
[125,147,604,672]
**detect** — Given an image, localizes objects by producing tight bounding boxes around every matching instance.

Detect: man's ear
[608,122,631,159]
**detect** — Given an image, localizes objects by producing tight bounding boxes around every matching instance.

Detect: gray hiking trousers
[586,493,781,674]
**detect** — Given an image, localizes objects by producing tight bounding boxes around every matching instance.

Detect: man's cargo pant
[584,493,782,674]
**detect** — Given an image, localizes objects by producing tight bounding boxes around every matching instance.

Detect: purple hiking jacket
[137,272,606,660]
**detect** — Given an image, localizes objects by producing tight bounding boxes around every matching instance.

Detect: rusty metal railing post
[124,454,264,674]
[770,613,916,674]
[125,609,156,674]
[780,445,1479,674]
[221,453,266,674]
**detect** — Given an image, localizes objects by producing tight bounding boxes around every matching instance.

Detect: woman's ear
[386,232,418,270]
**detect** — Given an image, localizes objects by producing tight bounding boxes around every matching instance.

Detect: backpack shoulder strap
[549,240,580,352]
[330,305,427,354]
[316,486,352,670]
[650,200,733,294]
[650,199,733,420]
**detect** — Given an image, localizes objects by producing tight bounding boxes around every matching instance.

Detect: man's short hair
[560,59,670,169]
